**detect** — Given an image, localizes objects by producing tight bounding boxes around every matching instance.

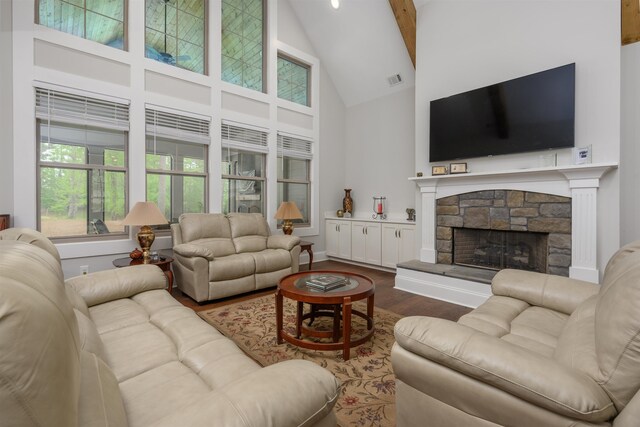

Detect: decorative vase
[129,248,143,260]
[343,189,353,214]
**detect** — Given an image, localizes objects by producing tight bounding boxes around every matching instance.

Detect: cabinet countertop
[325,216,416,225]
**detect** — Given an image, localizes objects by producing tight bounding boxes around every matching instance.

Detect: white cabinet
[351,222,381,265]
[326,220,352,259]
[382,224,416,268]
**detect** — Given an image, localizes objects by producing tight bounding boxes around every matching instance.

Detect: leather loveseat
[171,213,301,302]
[0,228,339,427]
[392,241,640,427]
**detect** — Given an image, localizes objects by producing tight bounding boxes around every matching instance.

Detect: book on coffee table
[305,275,349,291]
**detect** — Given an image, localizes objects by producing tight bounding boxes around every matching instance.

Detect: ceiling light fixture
[331,0,340,9]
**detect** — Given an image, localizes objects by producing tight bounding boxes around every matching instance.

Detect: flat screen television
[429,63,575,163]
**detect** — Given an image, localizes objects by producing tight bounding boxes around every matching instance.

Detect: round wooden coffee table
[276,270,375,360]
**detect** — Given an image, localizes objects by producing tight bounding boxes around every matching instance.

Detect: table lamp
[121,201,168,263]
[274,201,303,235]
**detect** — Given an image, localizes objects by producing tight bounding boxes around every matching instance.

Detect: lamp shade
[121,202,168,226]
[274,202,303,220]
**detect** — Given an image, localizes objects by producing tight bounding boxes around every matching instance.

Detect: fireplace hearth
[453,228,548,273]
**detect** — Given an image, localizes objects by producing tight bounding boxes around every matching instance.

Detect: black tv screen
[429,64,575,163]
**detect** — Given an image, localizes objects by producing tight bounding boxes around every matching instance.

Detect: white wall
[345,87,415,219]
[415,0,621,273]
[0,1,13,218]
[621,42,640,245]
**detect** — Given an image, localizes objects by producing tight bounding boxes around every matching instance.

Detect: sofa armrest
[173,243,214,260]
[268,234,301,251]
[65,265,167,307]
[153,360,340,427]
[394,316,615,422]
[492,269,600,315]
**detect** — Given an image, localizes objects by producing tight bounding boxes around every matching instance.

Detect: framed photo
[450,162,468,174]
[431,165,448,176]
[573,145,592,165]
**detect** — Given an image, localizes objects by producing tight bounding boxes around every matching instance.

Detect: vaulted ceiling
[287,0,415,108]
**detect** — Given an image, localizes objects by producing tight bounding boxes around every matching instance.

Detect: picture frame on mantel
[431,165,448,176]
[450,162,468,174]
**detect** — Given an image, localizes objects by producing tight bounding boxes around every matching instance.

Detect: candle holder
[372,196,387,220]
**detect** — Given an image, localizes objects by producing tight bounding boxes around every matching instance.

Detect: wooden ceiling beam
[622,0,640,45]
[388,0,416,68]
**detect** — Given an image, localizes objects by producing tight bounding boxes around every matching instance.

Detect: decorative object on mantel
[538,152,558,168]
[406,208,416,221]
[416,172,423,177]
[343,211,352,218]
[431,165,448,176]
[343,189,353,214]
[574,145,592,165]
[372,196,387,220]
[449,162,468,174]
[336,209,344,218]
[129,248,143,260]
[274,201,303,235]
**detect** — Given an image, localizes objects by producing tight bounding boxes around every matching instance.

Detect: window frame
[36,120,130,242]
[35,0,129,50]
[277,156,311,228]
[144,0,209,75]
[277,52,311,107]
[221,147,267,215]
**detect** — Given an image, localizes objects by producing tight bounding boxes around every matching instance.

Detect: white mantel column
[560,166,615,283]
[419,182,437,263]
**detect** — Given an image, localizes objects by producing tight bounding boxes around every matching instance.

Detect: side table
[300,240,314,270]
[112,256,174,293]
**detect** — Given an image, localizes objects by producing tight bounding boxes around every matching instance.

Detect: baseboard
[325,256,396,273]
[299,250,328,267]
[395,267,491,308]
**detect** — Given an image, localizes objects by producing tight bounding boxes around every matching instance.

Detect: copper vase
[343,189,353,214]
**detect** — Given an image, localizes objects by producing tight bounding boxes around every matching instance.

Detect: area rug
[198,294,402,427]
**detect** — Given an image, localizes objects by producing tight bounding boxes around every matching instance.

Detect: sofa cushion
[502,306,569,357]
[553,295,599,377]
[251,248,292,273]
[78,350,128,427]
[458,295,529,337]
[209,253,256,281]
[179,213,231,242]
[76,308,108,362]
[189,237,236,258]
[228,213,269,253]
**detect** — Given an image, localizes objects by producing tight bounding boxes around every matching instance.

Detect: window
[145,0,206,74]
[277,54,310,106]
[221,0,265,91]
[277,133,312,226]
[36,88,129,239]
[37,0,126,49]
[146,108,210,224]
[221,123,267,214]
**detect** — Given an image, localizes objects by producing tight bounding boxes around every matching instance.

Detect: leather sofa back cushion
[192,238,236,257]
[595,245,640,410]
[0,227,62,263]
[0,241,81,427]
[228,213,270,238]
[179,213,231,243]
[234,235,268,253]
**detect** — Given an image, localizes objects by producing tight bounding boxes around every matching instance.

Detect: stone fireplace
[436,190,571,276]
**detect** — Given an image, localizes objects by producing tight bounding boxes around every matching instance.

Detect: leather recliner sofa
[0,228,339,427]
[392,241,640,426]
[171,213,301,302]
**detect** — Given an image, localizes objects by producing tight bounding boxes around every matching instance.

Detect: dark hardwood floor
[173,260,472,321]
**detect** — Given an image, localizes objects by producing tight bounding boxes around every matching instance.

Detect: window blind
[221,122,269,153]
[277,133,313,160]
[35,87,130,131]
[146,108,210,145]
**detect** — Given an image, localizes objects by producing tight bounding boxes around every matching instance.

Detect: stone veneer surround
[436,190,572,276]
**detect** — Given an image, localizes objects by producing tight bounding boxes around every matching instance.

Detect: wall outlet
[80,265,89,275]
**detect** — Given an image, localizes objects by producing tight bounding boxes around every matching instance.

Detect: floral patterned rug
[198,294,402,427]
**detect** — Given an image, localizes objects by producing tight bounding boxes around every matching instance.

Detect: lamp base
[282,220,294,235]
[136,225,156,264]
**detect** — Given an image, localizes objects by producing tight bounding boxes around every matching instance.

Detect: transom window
[37,0,126,50]
[145,0,207,74]
[277,54,310,106]
[36,88,129,239]
[145,108,210,224]
[221,0,265,92]
[277,133,312,227]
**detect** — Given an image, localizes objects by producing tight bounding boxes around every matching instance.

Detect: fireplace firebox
[453,228,548,273]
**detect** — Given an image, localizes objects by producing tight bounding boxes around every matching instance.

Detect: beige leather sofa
[392,241,640,427]
[171,213,301,302]
[0,228,339,427]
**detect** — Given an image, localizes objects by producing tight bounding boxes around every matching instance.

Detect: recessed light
[331,0,340,10]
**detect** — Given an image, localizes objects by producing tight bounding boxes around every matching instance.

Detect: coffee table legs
[367,294,375,330]
[343,297,352,361]
[296,301,304,338]
[276,290,284,344]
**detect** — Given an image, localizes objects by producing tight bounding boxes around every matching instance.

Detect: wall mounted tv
[429,63,575,163]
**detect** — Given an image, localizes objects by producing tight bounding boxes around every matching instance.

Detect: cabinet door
[381,224,400,268]
[351,222,367,263]
[326,220,340,257]
[364,223,382,265]
[337,222,352,259]
[398,225,416,264]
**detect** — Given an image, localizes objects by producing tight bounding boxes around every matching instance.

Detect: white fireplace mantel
[410,162,617,283]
